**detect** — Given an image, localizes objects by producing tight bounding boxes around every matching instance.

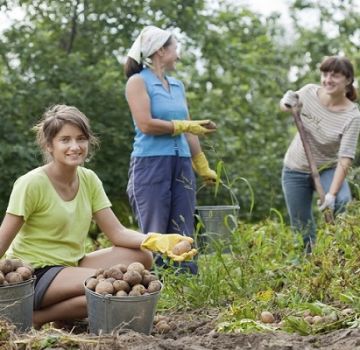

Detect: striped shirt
[284,84,360,173]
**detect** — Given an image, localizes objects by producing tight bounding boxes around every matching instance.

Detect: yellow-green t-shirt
[6,166,111,268]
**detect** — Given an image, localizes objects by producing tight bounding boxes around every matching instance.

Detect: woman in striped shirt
[280,56,360,252]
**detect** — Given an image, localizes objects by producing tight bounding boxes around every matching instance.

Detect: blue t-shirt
[129,68,191,157]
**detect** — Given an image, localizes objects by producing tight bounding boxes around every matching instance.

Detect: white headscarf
[127,26,171,66]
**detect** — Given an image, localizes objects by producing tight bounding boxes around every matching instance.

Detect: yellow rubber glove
[172,120,215,136]
[141,233,197,262]
[192,152,217,184]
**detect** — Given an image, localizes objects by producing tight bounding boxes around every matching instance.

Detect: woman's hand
[140,233,197,262]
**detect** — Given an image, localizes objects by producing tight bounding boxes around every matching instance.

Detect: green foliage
[0,0,360,224]
[157,202,360,335]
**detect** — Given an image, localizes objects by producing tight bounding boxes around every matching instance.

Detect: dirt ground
[14,309,359,350]
[113,310,360,350]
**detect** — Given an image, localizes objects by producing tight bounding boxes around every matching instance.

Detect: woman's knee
[139,249,153,269]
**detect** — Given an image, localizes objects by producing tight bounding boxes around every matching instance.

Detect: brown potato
[155,320,171,334]
[123,270,142,286]
[128,289,142,296]
[5,272,23,284]
[147,280,162,293]
[94,268,104,277]
[104,267,123,280]
[86,277,98,291]
[115,290,128,297]
[0,259,14,274]
[16,266,32,281]
[127,262,145,276]
[95,280,114,295]
[203,121,217,130]
[112,264,128,273]
[0,272,4,285]
[142,273,158,287]
[172,240,192,256]
[113,280,130,293]
[10,259,23,270]
[260,311,275,324]
[131,284,146,295]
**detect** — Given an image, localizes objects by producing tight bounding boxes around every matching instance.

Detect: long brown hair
[320,56,357,101]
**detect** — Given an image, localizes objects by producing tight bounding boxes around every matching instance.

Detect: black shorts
[33,266,65,310]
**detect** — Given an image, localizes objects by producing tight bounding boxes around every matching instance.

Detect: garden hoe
[286,103,335,224]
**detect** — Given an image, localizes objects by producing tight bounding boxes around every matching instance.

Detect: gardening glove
[141,233,197,262]
[172,119,216,136]
[280,90,299,109]
[192,152,217,184]
[318,193,336,212]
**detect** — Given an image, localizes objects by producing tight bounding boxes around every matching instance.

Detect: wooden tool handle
[290,106,334,224]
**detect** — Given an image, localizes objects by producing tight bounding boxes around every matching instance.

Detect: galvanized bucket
[196,184,240,251]
[0,278,35,331]
[85,279,162,335]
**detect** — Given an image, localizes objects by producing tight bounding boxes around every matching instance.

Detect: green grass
[155,201,360,335]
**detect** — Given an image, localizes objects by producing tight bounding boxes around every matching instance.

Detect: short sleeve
[6,176,39,221]
[88,171,112,213]
[339,116,360,159]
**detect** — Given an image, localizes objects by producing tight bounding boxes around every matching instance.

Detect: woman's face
[162,38,179,71]
[47,123,89,167]
[321,70,350,96]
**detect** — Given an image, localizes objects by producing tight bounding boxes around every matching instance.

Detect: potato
[147,280,162,294]
[115,290,128,297]
[142,273,158,288]
[128,289,142,296]
[0,272,4,285]
[127,262,145,276]
[113,280,130,293]
[0,259,14,275]
[113,264,128,273]
[312,315,323,324]
[16,266,32,281]
[10,259,23,270]
[94,268,104,277]
[155,320,171,334]
[131,284,146,295]
[304,316,314,324]
[5,272,23,284]
[260,311,275,324]
[104,267,123,280]
[86,277,98,291]
[123,270,142,286]
[203,121,217,130]
[95,280,114,295]
[172,240,191,256]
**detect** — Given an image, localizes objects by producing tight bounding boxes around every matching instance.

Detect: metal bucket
[0,278,35,331]
[85,279,162,335]
[196,184,240,251]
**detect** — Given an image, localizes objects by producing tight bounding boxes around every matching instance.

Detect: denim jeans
[282,166,351,250]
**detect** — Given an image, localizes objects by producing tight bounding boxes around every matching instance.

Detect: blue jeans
[282,166,351,250]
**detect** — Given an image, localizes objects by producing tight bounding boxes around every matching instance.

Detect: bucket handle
[196,182,239,207]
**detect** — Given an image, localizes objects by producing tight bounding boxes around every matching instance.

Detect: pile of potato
[0,258,34,286]
[85,262,162,297]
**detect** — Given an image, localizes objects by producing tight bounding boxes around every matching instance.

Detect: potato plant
[85,262,162,297]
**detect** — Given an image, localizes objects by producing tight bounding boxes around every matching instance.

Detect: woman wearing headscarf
[124,26,217,274]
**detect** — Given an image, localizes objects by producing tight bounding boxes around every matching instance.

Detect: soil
[17,309,360,350]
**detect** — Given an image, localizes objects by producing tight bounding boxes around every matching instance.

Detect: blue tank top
[129,68,191,157]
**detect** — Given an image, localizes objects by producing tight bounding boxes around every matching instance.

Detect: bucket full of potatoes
[84,262,162,335]
[0,258,35,331]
